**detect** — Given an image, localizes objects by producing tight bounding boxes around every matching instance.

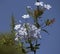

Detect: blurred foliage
[10,14,16,33]
[0,14,26,54]
[0,33,25,54]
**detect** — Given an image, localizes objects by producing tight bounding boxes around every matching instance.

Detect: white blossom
[35,2,40,6]
[35,1,52,10]
[15,23,42,40]
[44,4,52,10]
[39,2,44,6]
[14,24,21,30]
[18,27,27,36]
[22,14,30,19]
[31,25,37,30]
[15,37,18,41]
[33,29,41,38]
[35,1,44,6]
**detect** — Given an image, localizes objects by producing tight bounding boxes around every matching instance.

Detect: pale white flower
[35,1,44,6]
[31,25,37,30]
[18,27,27,36]
[15,23,42,40]
[35,29,41,34]
[19,30,24,35]
[35,2,40,6]
[37,29,41,33]
[46,4,52,10]
[33,29,41,39]
[39,2,44,6]
[15,37,18,41]
[14,24,21,30]
[44,4,47,8]
[34,32,38,38]
[22,14,30,19]
[44,4,52,10]
[20,27,24,31]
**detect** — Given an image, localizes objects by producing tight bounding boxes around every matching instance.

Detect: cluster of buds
[34,1,52,18]
[35,1,52,10]
[45,18,55,26]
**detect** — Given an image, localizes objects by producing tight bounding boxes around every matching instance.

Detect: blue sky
[0,0,60,54]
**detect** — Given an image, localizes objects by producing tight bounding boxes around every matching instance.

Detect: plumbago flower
[14,0,54,54]
[35,1,52,10]
[14,23,41,41]
[44,4,52,10]
[14,24,21,30]
[35,1,44,6]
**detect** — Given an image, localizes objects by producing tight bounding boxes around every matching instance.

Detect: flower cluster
[14,0,54,54]
[14,23,41,41]
[21,1,52,20]
[35,1,52,10]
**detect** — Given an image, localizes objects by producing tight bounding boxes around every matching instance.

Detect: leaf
[34,22,40,28]
[41,29,49,34]
[26,47,30,49]
[35,44,40,46]
[22,48,26,53]
[34,46,39,49]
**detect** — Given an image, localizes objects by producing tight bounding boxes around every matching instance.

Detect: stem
[37,0,39,10]
[42,25,48,29]
[34,50,36,54]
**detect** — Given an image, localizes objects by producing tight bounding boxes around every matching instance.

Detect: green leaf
[22,48,26,53]
[35,44,40,46]
[34,22,40,28]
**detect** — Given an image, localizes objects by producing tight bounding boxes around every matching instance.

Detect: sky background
[0,0,60,54]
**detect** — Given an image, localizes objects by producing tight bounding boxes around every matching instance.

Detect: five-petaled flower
[44,4,52,10]
[34,1,52,10]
